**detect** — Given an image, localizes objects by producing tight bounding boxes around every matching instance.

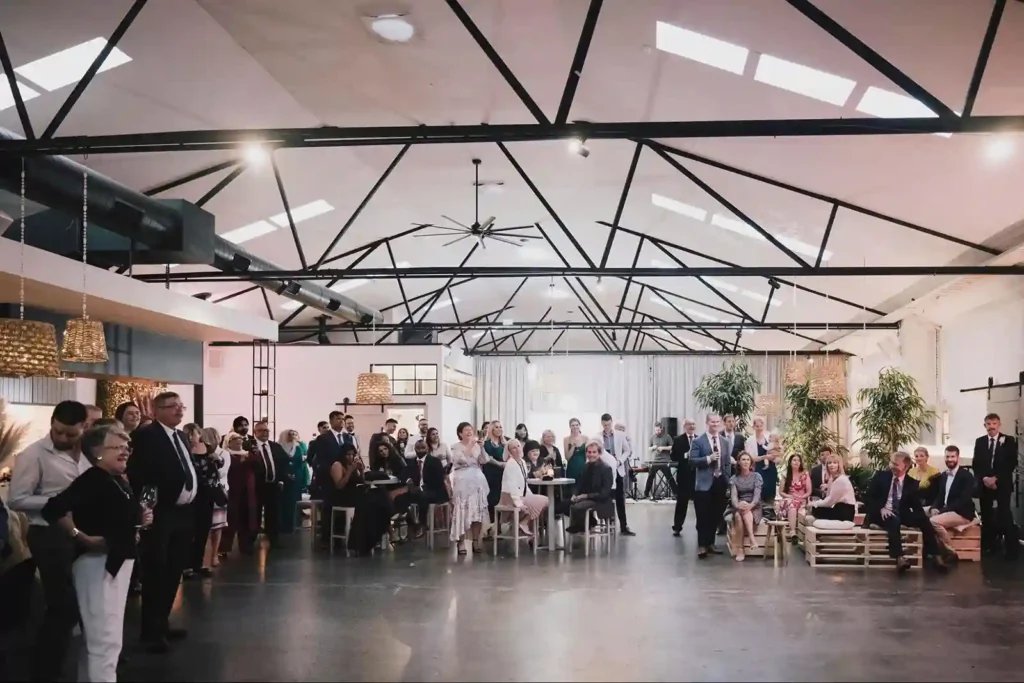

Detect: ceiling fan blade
[478,216,496,232]
[442,235,471,247]
[441,215,472,230]
[416,224,467,234]
[489,226,538,233]
[415,231,472,237]
[487,235,523,247]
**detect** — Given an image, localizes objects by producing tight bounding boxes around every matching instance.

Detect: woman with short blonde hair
[808,453,856,522]
[499,439,549,535]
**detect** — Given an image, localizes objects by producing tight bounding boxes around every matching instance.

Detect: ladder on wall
[252,340,276,435]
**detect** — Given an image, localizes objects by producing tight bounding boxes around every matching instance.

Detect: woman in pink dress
[776,454,811,542]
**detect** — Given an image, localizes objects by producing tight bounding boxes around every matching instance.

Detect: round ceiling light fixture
[242,142,269,167]
[370,14,415,43]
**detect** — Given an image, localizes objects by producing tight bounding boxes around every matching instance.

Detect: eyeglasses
[158,403,187,411]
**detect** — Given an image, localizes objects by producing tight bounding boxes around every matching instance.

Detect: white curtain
[473,357,529,431]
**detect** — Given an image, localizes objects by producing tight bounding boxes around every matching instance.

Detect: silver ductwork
[0,127,382,325]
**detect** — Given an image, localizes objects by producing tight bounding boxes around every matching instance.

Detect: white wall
[940,296,1024,448]
[441,347,474,442]
[203,344,446,437]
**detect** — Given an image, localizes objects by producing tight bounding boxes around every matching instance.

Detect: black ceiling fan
[413,158,542,249]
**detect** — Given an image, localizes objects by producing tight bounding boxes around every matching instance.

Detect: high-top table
[528,477,575,552]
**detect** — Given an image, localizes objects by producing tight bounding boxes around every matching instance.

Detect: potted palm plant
[693,361,760,430]
[781,380,850,460]
[852,367,936,471]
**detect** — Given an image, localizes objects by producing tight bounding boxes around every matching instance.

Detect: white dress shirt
[944,467,959,507]
[8,435,91,526]
[255,439,277,482]
[162,423,198,506]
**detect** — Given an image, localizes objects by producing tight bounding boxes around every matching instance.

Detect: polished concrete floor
[119,504,1024,682]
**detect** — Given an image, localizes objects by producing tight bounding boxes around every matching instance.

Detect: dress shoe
[672,529,681,537]
[708,545,723,554]
[620,528,636,537]
[199,567,214,578]
[166,628,188,641]
[698,549,708,559]
[564,525,583,535]
[896,557,911,575]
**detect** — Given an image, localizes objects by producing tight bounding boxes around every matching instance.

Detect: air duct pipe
[0,127,383,325]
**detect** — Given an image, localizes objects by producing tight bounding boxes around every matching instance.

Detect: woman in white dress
[499,439,549,535]
[449,421,490,554]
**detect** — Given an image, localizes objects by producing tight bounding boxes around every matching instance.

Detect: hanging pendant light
[808,294,845,400]
[754,351,779,416]
[61,172,108,364]
[0,159,61,378]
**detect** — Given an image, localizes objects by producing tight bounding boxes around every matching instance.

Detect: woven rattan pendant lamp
[0,160,61,378]
[60,172,108,364]
[808,294,845,400]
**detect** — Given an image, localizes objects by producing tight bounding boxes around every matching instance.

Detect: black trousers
[813,503,855,522]
[694,476,727,548]
[141,503,193,641]
[614,473,629,530]
[643,464,678,498]
[399,489,448,527]
[190,495,215,570]
[875,512,939,559]
[258,481,281,545]
[556,498,612,529]
[980,491,1019,555]
[673,462,694,532]
[26,525,79,682]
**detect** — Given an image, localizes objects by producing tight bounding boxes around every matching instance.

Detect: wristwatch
[71,528,81,539]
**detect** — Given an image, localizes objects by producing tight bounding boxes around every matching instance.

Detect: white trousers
[72,554,133,682]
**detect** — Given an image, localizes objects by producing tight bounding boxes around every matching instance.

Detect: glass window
[370,364,439,396]
[393,365,416,380]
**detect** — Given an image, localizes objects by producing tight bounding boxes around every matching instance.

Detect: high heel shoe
[457,541,467,555]
[472,540,483,554]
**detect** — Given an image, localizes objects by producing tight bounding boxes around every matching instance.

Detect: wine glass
[138,486,157,530]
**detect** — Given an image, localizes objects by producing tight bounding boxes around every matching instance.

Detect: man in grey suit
[690,413,733,558]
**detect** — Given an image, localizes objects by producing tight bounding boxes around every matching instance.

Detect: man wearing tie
[862,451,944,574]
[311,412,348,546]
[671,419,696,536]
[690,413,732,558]
[251,421,289,549]
[973,413,1019,559]
[126,392,197,653]
[396,440,449,538]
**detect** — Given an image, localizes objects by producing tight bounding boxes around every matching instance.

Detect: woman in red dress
[220,432,259,555]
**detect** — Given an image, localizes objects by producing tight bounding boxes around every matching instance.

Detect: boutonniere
[999,436,1005,446]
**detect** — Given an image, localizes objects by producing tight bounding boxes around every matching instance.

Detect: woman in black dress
[328,445,392,555]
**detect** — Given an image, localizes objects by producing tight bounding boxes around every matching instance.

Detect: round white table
[528,477,576,552]
[362,476,399,488]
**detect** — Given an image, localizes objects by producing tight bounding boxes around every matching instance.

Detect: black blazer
[403,455,449,503]
[862,470,925,525]
[930,468,976,521]
[125,421,193,513]
[810,464,825,498]
[251,440,290,485]
[669,433,692,464]
[312,431,345,472]
[972,433,1018,496]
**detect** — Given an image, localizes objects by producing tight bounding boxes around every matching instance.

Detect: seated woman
[328,444,392,555]
[523,440,552,479]
[908,446,941,506]
[425,427,452,470]
[808,453,856,522]
[540,430,565,469]
[499,439,549,536]
[776,454,812,542]
[729,452,763,561]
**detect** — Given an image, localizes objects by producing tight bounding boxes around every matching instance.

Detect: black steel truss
[11,0,1015,356]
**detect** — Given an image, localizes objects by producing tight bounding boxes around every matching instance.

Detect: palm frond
[0,399,30,471]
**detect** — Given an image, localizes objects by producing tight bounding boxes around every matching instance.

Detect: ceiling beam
[0,30,35,139]
[270,152,308,269]
[282,320,891,332]
[10,116,1024,155]
[601,141,642,268]
[963,0,1005,117]
[555,0,604,125]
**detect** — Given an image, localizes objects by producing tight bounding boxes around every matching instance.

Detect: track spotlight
[568,137,590,158]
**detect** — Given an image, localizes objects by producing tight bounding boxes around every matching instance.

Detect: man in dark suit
[395,440,449,538]
[690,413,732,558]
[311,411,348,546]
[557,441,615,533]
[671,419,696,536]
[809,447,832,499]
[973,412,1019,559]
[863,451,945,574]
[125,391,197,653]
[928,445,976,559]
[250,421,289,548]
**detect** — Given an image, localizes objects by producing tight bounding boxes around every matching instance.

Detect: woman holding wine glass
[42,424,152,682]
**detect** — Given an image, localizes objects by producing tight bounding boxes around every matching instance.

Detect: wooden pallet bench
[803,526,923,569]
[726,519,770,558]
[947,523,981,562]
[797,510,865,548]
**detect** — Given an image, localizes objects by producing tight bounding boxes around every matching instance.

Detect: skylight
[268,200,334,228]
[329,279,370,294]
[685,308,720,322]
[855,86,954,138]
[704,278,739,293]
[221,220,276,245]
[0,79,39,111]
[651,193,708,222]
[711,214,830,262]
[471,330,488,339]
[429,296,459,313]
[650,295,671,308]
[754,54,856,106]
[15,38,131,92]
[655,21,749,75]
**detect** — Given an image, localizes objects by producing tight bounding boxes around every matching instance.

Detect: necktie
[262,443,275,482]
[890,476,901,512]
[336,432,343,446]
[990,437,996,458]
[418,458,424,481]
[172,432,194,492]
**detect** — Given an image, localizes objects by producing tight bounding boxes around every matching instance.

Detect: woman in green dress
[563,417,588,483]
[278,429,310,534]
[482,421,507,529]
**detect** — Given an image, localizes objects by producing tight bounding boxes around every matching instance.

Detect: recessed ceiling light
[652,193,708,222]
[14,38,131,91]
[0,79,39,111]
[711,214,762,240]
[754,54,856,106]
[984,138,1015,163]
[655,21,749,75]
[269,200,334,227]
[855,86,954,138]
[222,220,276,245]
[705,277,739,293]
[370,14,416,43]
[429,296,459,313]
